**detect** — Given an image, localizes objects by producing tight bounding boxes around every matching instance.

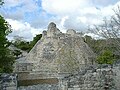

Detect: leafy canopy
[13,34,42,52]
[0,15,15,73]
[97,50,115,64]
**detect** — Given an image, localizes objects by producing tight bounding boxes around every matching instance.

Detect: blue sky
[0,0,120,40]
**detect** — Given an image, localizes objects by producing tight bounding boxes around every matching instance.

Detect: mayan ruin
[13,22,120,90]
[0,0,120,90]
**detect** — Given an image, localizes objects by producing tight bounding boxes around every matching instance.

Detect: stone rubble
[17,64,120,90]
[0,73,17,90]
[62,64,117,90]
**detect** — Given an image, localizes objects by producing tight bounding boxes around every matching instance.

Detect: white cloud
[77,16,87,24]
[1,0,38,20]
[42,0,92,15]
[2,0,120,40]
[41,0,120,32]
[4,0,22,7]
[92,0,119,7]
[4,0,37,11]
[6,19,43,41]
[101,1,120,18]
[60,16,69,27]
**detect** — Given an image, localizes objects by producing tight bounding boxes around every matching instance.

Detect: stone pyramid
[24,22,95,74]
[16,22,96,81]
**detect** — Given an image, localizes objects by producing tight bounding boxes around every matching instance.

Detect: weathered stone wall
[61,64,120,90]
[0,73,17,90]
[18,84,58,90]
[17,63,120,90]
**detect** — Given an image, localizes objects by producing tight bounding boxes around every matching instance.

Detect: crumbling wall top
[48,22,56,31]
[47,22,61,37]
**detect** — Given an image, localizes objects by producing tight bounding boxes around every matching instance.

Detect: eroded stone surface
[18,22,95,77]
[17,64,120,90]
[18,84,59,90]
[15,22,96,89]
[0,73,17,90]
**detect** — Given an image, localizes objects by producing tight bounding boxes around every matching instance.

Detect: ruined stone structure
[15,22,120,90]
[0,73,17,90]
[15,22,95,89]
[17,64,120,90]
[62,64,117,90]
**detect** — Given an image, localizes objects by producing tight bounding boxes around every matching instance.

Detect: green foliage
[0,15,15,73]
[84,35,119,64]
[13,34,42,52]
[14,40,30,52]
[13,50,22,58]
[84,36,105,55]
[30,34,42,48]
[84,35,119,56]
[97,50,115,64]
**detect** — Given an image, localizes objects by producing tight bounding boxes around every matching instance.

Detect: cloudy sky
[0,0,120,40]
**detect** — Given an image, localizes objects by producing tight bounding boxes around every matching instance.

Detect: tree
[97,50,115,64]
[0,15,15,73]
[13,50,22,59]
[88,6,120,60]
[13,36,31,52]
[89,18,120,53]
[12,34,42,52]
[30,34,42,48]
